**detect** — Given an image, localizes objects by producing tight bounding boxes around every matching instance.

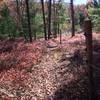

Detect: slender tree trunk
[48,0,52,39]
[41,0,47,40]
[16,0,21,17]
[33,9,36,40]
[57,2,60,35]
[25,0,32,42]
[53,0,57,38]
[20,0,28,41]
[16,0,21,31]
[70,0,75,37]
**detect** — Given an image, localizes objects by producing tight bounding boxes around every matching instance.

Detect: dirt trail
[21,46,87,100]
[0,45,88,100]
[0,34,94,100]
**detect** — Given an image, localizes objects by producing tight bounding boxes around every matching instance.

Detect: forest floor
[0,33,100,100]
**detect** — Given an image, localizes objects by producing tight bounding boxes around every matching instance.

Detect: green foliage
[0,5,17,38]
[58,3,66,23]
[93,0,100,7]
[57,3,69,30]
[34,13,44,33]
[22,2,44,39]
[88,7,100,31]
[0,1,80,39]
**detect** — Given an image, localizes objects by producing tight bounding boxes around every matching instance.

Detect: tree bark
[16,0,22,31]
[70,0,75,37]
[41,0,47,40]
[25,0,32,42]
[48,0,52,39]
[53,0,57,38]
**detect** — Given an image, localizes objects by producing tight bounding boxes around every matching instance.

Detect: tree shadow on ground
[93,40,100,99]
[0,39,18,71]
[47,76,89,100]
[46,49,89,100]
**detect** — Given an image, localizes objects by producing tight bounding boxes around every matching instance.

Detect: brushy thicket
[88,2,100,32]
[0,2,68,39]
[0,2,100,39]
[88,8,100,32]
[0,5,18,38]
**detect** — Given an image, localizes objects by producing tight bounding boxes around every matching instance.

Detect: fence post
[84,18,97,100]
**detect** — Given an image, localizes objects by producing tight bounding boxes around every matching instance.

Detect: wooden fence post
[84,18,97,100]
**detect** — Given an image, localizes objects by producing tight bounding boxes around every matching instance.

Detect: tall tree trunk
[53,0,57,38]
[16,0,21,31]
[70,0,75,37]
[25,0,32,42]
[48,0,52,39]
[16,0,20,20]
[41,0,47,40]
[57,2,60,35]
[33,9,36,40]
[20,0,28,41]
